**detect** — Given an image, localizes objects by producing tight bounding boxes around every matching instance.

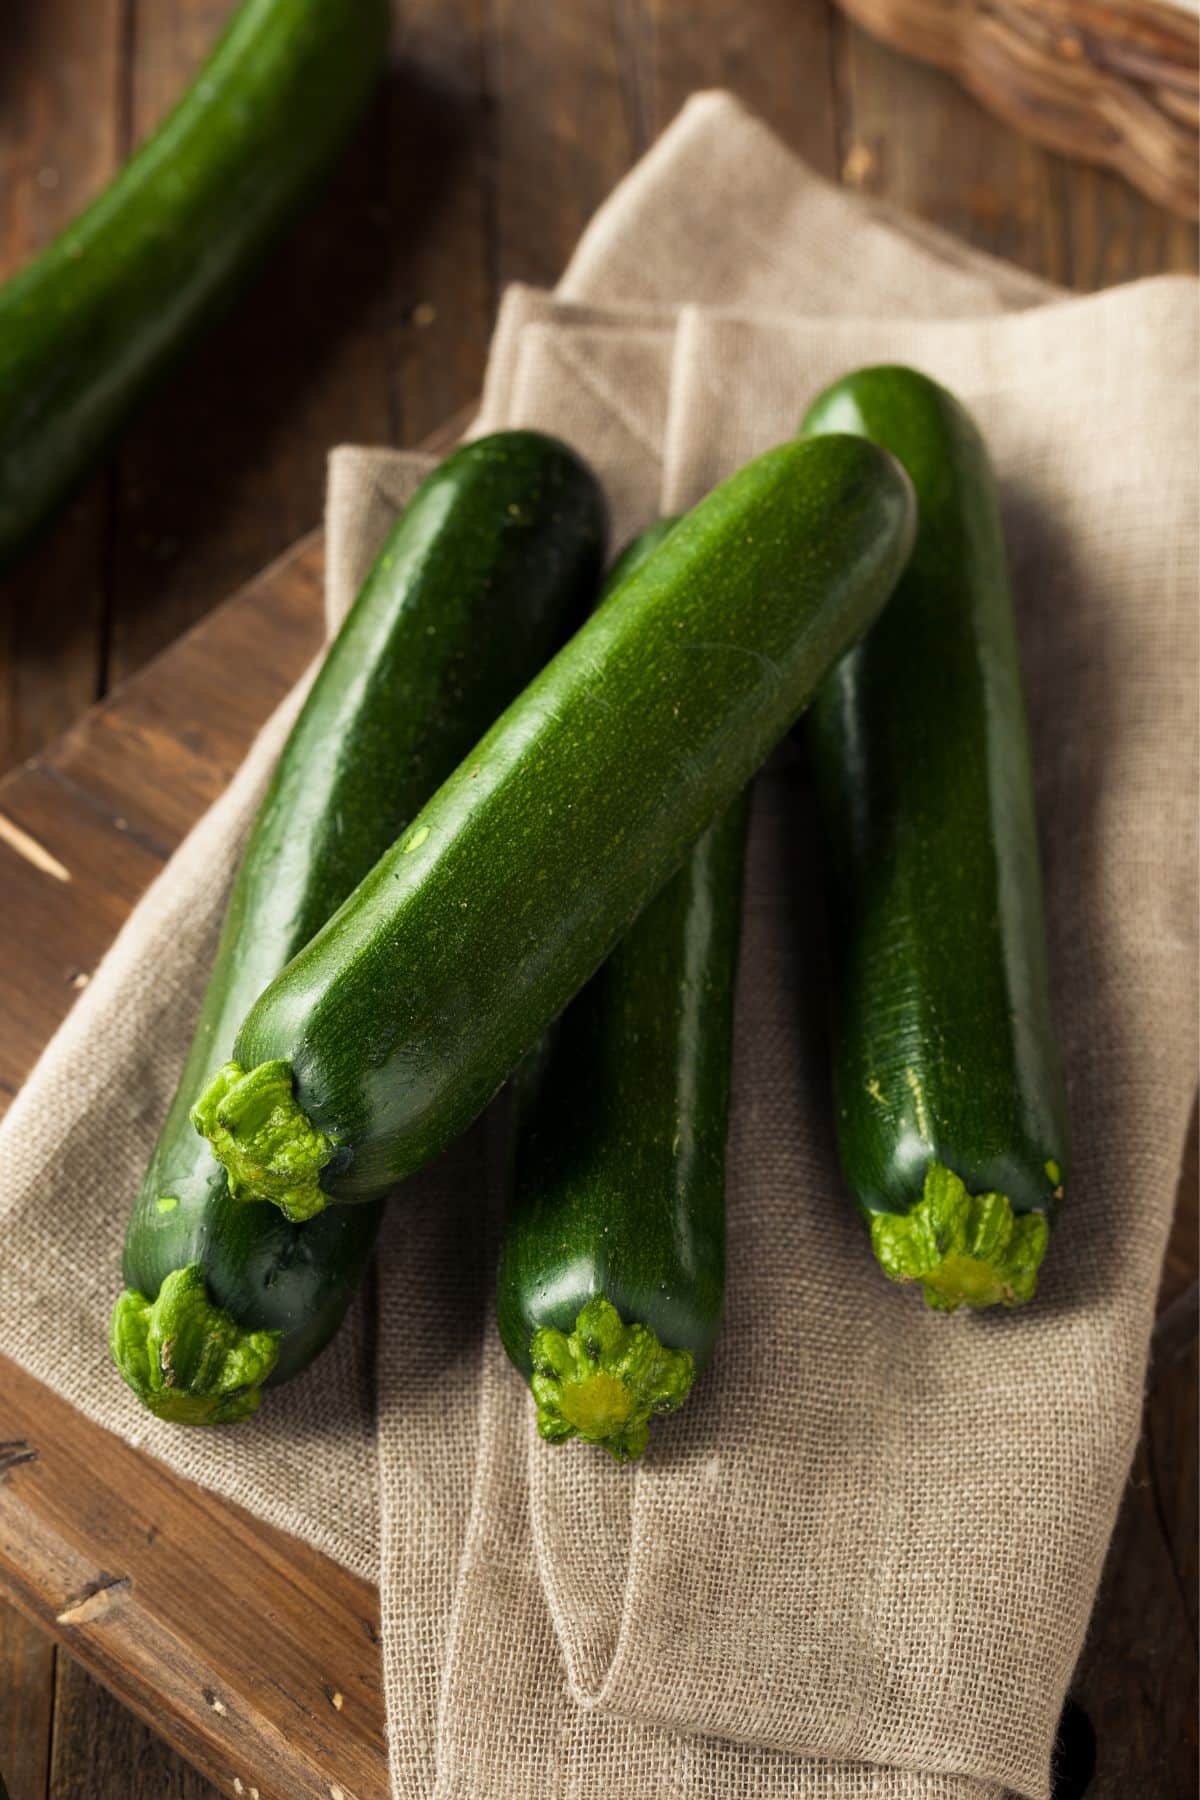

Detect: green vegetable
[0,0,389,563]
[497,518,746,1464]
[801,366,1069,1311]
[596,515,680,589]
[193,434,916,1217]
[111,432,607,1422]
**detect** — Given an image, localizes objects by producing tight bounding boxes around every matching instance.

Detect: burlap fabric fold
[384,99,1197,1800]
[1,91,1195,1800]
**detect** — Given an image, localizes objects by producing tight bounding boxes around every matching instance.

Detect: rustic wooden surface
[0,3,1195,1797]
[0,1349,386,1800]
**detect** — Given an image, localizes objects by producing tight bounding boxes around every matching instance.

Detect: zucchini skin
[200,434,916,1213]
[116,433,606,1414]
[801,367,1069,1309]
[0,0,389,563]
[497,520,747,1462]
[498,802,748,1459]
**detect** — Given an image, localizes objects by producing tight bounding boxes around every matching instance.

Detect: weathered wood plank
[0,535,323,1113]
[0,0,123,772]
[48,1652,221,1800]
[1065,153,1199,287]
[487,0,642,290]
[1070,1358,1199,1797]
[0,1356,386,1800]
[0,1597,55,1800]
[832,13,1073,282]
[104,0,398,690]
[384,0,493,445]
[643,0,840,176]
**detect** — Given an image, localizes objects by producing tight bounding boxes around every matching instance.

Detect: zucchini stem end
[110,1264,280,1425]
[191,1059,335,1221]
[870,1162,1051,1312]
[529,1296,695,1464]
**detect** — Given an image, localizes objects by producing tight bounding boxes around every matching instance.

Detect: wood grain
[105,0,397,685]
[0,0,122,771]
[0,1601,54,1800]
[0,3,1195,1795]
[1070,1151,1200,1795]
[0,1355,384,1800]
[833,14,1075,280]
[48,1654,220,1800]
[488,0,644,291]
[383,0,492,446]
[0,539,324,1108]
[1065,145,1198,284]
[645,0,841,175]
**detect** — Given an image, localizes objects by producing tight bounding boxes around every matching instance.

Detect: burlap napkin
[374,97,1197,1800]
[1,90,1195,1800]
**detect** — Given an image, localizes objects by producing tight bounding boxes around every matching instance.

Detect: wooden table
[0,4,1195,1796]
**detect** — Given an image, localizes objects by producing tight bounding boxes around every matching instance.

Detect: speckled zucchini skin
[220,433,916,1207]
[121,432,606,1386]
[498,518,745,1402]
[0,0,389,562]
[801,368,1069,1289]
[498,796,747,1382]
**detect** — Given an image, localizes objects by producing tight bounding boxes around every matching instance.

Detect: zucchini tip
[528,1296,695,1464]
[869,1162,1051,1312]
[109,1263,280,1425]
[190,1058,335,1221]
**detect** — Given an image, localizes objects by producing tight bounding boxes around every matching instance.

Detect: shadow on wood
[0,59,480,707]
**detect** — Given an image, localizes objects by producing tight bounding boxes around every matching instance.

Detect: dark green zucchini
[111,431,607,1423]
[594,515,679,590]
[191,434,916,1220]
[0,0,388,563]
[801,366,1069,1311]
[496,520,746,1462]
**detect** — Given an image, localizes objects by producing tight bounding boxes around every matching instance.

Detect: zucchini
[497,519,748,1462]
[594,514,679,588]
[801,366,1069,1311]
[0,0,388,563]
[111,431,607,1422]
[191,434,916,1219]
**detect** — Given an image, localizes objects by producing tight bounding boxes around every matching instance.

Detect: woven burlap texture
[1,91,1195,1800]
[0,441,449,1576]
[379,97,1197,1800]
